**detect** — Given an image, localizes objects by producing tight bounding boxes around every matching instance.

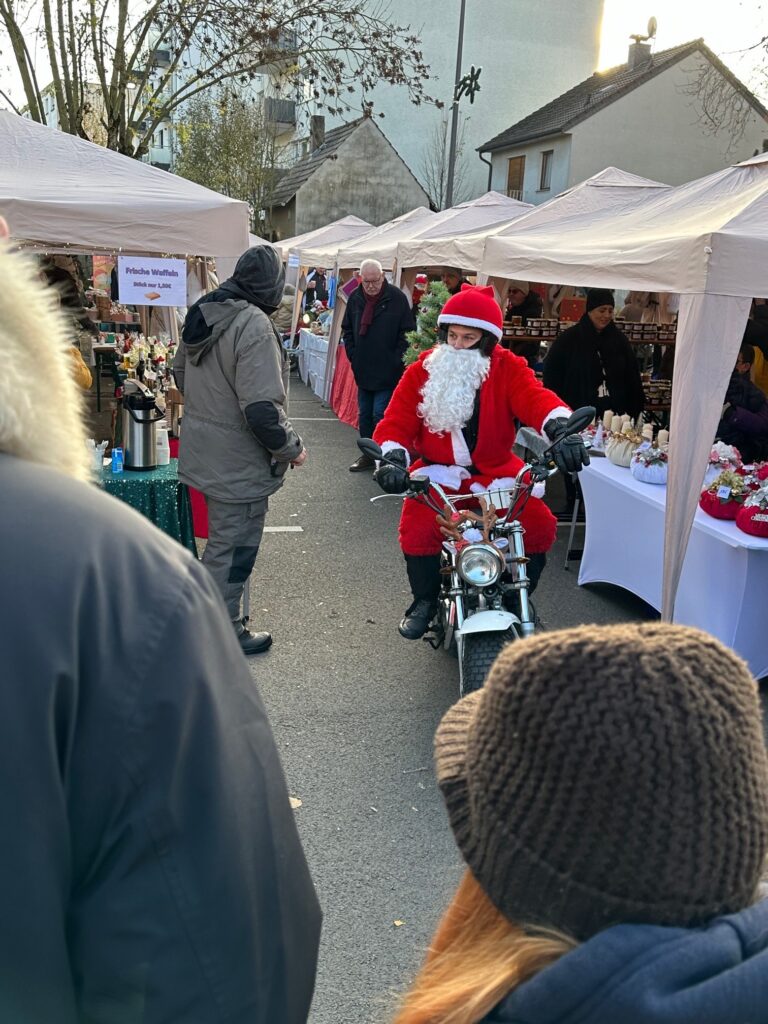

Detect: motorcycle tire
[459,628,517,697]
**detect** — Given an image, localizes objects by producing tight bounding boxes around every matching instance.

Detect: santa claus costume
[373,284,572,638]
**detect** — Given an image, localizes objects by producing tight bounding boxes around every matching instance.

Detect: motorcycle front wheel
[459,628,518,697]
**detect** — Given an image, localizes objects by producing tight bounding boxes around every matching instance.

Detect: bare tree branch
[1,0,434,158]
[421,114,471,209]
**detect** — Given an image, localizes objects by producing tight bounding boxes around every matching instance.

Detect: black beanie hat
[586,288,615,312]
[434,623,768,941]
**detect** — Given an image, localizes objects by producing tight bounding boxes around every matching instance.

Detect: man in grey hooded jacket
[174,245,307,655]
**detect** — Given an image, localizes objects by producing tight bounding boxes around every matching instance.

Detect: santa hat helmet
[437,284,504,340]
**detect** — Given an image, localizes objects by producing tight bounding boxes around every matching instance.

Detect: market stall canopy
[0,110,250,258]
[480,159,768,293]
[331,206,436,270]
[395,191,533,270]
[478,157,768,626]
[404,168,669,273]
[277,215,372,262]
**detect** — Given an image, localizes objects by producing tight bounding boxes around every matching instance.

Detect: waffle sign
[117,256,187,306]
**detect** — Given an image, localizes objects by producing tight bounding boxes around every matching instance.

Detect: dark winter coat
[718,370,768,459]
[342,281,414,391]
[0,452,321,1023]
[483,899,768,1023]
[506,290,543,323]
[543,314,644,418]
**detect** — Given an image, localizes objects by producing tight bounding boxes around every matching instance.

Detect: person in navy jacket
[394,623,768,1024]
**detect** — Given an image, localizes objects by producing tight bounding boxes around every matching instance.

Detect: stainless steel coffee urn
[122,379,164,470]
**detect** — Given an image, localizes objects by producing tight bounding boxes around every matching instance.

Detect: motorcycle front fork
[508,522,536,637]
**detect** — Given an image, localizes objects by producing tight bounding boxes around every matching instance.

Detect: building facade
[268,117,430,239]
[480,40,768,204]
[317,0,605,199]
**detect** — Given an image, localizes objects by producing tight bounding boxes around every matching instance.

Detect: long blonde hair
[393,869,576,1024]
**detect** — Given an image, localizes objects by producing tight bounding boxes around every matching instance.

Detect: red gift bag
[699,490,741,521]
[736,503,768,538]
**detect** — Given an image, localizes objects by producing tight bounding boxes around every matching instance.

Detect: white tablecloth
[579,458,768,677]
[297,328,329,399]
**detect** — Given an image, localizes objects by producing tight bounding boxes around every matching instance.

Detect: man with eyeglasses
[343,258,414,472]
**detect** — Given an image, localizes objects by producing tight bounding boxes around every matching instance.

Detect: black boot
[399,555,441,639]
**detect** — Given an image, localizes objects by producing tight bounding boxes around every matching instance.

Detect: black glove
[374,447,410,494]
[544,417,591,475]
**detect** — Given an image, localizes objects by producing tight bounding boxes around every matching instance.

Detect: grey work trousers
[202,496,268,627]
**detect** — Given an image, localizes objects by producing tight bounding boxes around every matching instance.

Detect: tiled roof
[479,39,768,152]
[269,119,363,206]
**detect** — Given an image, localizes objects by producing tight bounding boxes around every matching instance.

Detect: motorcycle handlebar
[361,404,595,516]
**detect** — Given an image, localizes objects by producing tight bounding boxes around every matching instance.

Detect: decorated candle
[642,424,654,441]
[621,415,632,431]
[657,429,669,447]
[611,415,623,433]
[602,409,614,429]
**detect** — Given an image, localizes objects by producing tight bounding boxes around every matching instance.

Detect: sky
[599,0,768,97]
[2,1,768,109]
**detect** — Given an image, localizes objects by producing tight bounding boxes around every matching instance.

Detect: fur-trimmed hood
[0,244,90,482]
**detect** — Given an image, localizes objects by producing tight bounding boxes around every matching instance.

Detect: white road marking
[264,525,305,533]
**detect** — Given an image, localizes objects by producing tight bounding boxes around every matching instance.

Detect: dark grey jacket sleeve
[172,341,187,393]
[341,298,355,361]
[235,316,303,461]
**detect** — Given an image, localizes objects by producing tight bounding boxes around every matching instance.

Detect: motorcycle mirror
[357,438,383,460]
[563,406,596,435]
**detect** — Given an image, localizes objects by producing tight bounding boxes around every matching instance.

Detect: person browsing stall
[174,245,307,656]
[343,258,414,472]
[718,343,768,461]
[441,267,470,296]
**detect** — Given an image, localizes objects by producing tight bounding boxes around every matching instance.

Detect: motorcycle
[359,405,594,696]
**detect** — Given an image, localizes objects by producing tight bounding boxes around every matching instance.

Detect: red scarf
[359,281,386,336]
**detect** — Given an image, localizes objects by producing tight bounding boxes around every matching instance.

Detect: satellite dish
[647,16,658,39]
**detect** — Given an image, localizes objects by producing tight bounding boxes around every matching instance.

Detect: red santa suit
[373,345,570,556]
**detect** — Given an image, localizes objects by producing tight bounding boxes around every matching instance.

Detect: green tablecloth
[101,459,197,555]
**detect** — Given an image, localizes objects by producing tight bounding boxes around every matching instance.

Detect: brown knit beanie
[435,623,768,941]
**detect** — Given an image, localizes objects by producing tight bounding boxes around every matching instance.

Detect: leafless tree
[420,114,471,209]
[0,0,435,158]
[174,87,279,235]
[682,43,768,156]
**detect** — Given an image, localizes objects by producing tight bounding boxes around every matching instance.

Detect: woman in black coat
[543,289,644,419]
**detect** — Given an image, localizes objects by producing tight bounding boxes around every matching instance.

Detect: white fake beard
[418,343,491,435]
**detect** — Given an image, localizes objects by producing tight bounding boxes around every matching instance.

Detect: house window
[539,150,553,191]
[159,129,165,149]
[506,156,525,200]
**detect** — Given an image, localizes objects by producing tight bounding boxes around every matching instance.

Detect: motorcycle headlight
[457,543,504,587]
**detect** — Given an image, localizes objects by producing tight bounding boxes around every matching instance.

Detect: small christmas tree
[403,281,451,365]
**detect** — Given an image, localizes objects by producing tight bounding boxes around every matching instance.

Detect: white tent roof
[476,159,768,631]
[480,160,768,294]
[330,206,436,270]
[0,110,250,258]
[396,192,533,270]
[277,214,372,262]
[400,168,669,273]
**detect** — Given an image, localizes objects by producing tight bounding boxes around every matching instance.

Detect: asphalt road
[241,378,664,1024]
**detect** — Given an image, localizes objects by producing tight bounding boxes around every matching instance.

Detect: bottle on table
[111,446,124,474]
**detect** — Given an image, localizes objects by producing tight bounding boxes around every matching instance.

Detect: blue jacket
[485,899,768,1023]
